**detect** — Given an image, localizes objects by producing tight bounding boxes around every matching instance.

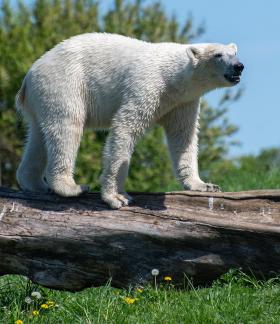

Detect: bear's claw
[184,181,221,193]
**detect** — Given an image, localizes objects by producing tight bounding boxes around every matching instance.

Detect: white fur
[16,33,239,209]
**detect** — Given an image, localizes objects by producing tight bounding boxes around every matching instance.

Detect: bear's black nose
[234,62,244,73]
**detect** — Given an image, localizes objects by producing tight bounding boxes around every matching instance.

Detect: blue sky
[160,0,280,156]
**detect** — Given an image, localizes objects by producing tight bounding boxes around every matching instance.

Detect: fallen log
[0,186,280,291]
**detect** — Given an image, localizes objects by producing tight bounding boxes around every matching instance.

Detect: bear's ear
[187,46,201,60]
[228,43,238,54]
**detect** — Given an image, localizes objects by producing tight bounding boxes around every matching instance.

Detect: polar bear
[16,33,244,209]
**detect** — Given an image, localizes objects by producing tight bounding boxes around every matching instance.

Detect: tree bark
[0,186,280,291]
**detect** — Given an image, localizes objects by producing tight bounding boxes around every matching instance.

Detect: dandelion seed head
[24,297,32,304]
[151,268,159,276]
[31,291,42,299]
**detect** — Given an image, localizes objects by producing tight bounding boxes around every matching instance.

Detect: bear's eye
[214,53,223,58]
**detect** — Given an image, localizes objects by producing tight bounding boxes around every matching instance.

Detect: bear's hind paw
[51,182,89,197]
[102,193,132,209]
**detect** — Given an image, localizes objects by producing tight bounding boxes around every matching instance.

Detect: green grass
[212,166,280,192]
[2,271,280,323]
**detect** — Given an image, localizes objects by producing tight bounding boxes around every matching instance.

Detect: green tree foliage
[0,0,238,191]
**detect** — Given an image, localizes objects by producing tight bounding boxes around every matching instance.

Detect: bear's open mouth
[224,74,241,84]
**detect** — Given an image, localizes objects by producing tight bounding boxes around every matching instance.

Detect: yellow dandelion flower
[32,310,39,316]
[136,288,143,293]
[40,303,49,309]
[46,300,55,307]
[124,297,138,304]
[164,276,172,281]
[15,320,23,324]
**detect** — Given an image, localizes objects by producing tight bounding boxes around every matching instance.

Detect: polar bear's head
[188,43,244,88]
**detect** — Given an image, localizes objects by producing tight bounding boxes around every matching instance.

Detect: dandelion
[164,276,172,281]
[24,297,32,304]
[46,300,55,307]
[123,297,138,304]
[151,268,159,290]
[136,288,143,293]
[15,320,23,324]
[40,303,49,309]
[151,269,159,276]
[31,291,42,299]
[32,310,39,316]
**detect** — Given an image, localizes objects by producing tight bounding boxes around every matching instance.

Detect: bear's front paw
[184,181,221,193]
[102,192,133,209]
[204,183,221,192]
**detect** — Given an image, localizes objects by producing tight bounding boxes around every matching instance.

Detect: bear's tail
[15,77,27,112]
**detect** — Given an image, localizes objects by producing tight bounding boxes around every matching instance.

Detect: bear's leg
[43,120,88,197]
[101,126,139,209]
[103,149,133,202]
[16,121,49,192]
[161,100,220,192]
[116,161,133,203]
